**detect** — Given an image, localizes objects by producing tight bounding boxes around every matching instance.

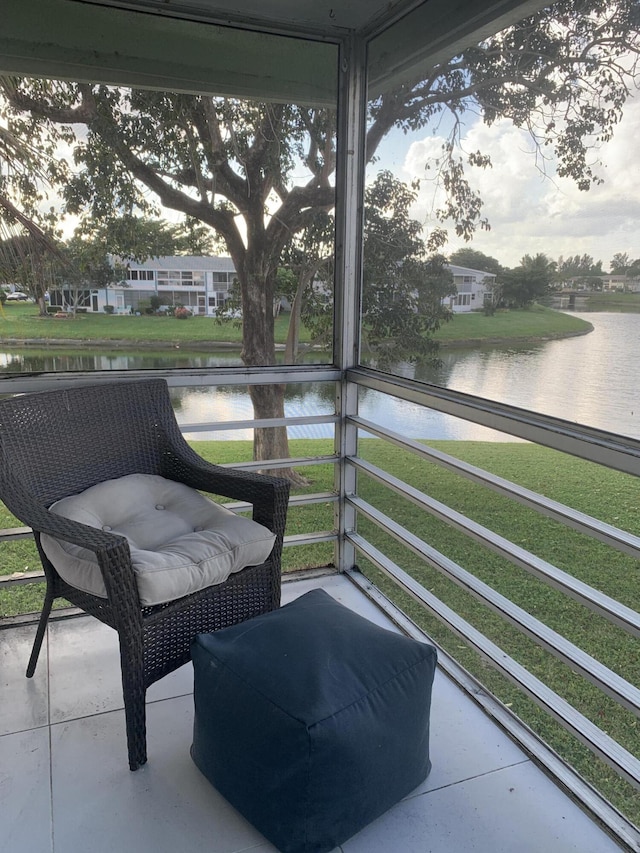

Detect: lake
[0,311,636,441]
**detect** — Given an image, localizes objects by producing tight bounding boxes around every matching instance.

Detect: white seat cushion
[40,473,276,606]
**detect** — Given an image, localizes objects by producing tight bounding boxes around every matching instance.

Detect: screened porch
[1,0,639,851]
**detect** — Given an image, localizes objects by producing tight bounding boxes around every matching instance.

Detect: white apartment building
[50,256,495,316]
[444,264,496,312]
[50,255,238,315]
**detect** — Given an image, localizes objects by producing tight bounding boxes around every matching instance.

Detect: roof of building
[126,256,236,272]
[447,264,496,280]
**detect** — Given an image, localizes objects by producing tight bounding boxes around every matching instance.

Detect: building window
[211,273,231,285]
[128,269,153,281]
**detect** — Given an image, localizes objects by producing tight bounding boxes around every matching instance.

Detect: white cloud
[393,97,640,269]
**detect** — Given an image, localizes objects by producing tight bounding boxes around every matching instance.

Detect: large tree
[2,90,337,468]
[556,254,604,288]
[448,248,503,276]
[500,253,557,307]
[360,172,453,365]
[0,111,69,313]
[1,0,639,467]
[283,172,455,365]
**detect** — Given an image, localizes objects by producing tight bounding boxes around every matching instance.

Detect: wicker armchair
[0,378,290,770]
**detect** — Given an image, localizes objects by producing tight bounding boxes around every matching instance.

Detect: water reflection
[413,313,638,438]
[0,349,242,373]
[0,347,332,373]
[0,312,636,440]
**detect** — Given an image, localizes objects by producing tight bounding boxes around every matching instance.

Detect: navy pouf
[190,588,437,853]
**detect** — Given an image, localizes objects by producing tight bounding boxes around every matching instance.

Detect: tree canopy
[500,253,557,307]
[556,254,603,279]
[448,248,503,276]
[361,172,453,365]
[609,252,640,275]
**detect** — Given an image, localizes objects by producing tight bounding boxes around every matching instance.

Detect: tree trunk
[284,284,302,364]
[240,256,309,485]
[248,382,308,486]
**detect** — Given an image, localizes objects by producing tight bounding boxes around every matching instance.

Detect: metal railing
[0,365,638,847]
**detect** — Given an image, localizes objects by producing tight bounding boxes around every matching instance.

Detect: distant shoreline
[437,325,593,348]
[0,325,595,352]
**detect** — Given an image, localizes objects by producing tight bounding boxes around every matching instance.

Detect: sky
[39,70,640,274]
[373,94,640,271]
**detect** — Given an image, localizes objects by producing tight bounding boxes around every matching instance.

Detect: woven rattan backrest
[0,378,179,506]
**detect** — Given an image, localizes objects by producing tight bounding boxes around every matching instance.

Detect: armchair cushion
[40,473,276,606]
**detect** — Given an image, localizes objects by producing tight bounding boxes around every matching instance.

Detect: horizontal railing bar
[0,606,84,630]
[225,492,337,514]
[0,486,338,588]
[348,367,640,477]
[0,570,44,587]
[0,564,338,596]
[181,414,338,433]
[0,526,32,541]
[351,415,640,560]
[221,454,338,472]
[0,365,341,393]
[286,491,338,507]
[351,457,640,638]
[348,532,640,789]
[283,530,337,546]
[0,522,339,590]
[344,568,640,851]
[349,495,640,715]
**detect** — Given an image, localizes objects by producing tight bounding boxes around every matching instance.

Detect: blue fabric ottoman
[191,588,437,853]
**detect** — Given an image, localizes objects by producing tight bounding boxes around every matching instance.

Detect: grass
[1,437,638,828]
[433,303,593,344]
[0,302,593,349]
[0,302,309,346]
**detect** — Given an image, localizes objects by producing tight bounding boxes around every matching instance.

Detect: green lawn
[1,438,637,821]
[433,302,593,344]
[1,302,593,348]
[0,302,308,346]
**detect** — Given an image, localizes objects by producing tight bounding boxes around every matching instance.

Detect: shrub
[103,304,115,314]
[149,294,163,313]
[174,306,192,319]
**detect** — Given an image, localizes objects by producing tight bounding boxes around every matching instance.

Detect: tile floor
[0,572,627,853]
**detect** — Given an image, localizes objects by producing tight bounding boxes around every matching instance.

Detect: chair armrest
[1,474,138,608]
[160,442,290,539]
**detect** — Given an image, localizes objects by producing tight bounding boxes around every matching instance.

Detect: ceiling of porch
[76,0,417,36]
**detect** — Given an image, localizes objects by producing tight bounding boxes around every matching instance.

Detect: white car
[5,291,30,301]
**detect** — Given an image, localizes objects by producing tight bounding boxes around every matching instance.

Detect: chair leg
[26,589,54,678]
[123,685,148,771]
[118,634,148,771]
